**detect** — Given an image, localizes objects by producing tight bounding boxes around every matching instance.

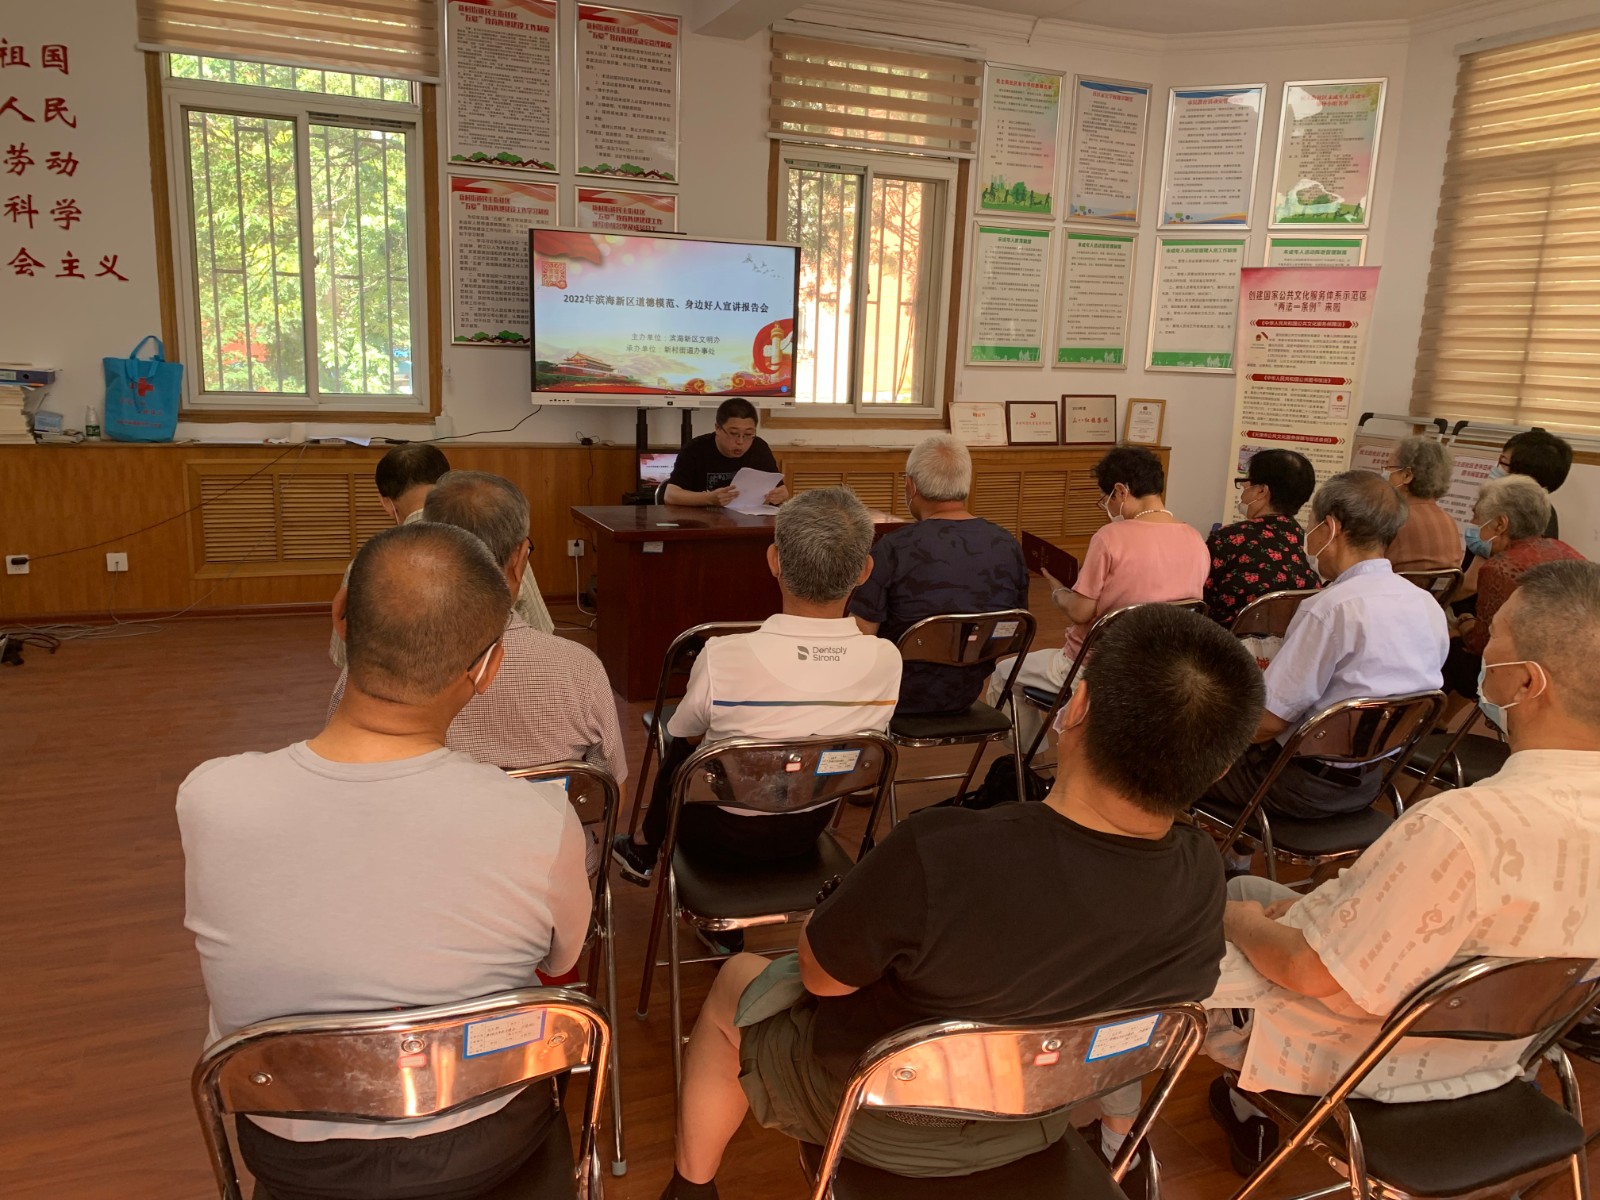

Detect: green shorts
[735,957,1070,1178]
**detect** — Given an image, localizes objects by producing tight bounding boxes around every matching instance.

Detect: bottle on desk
[84,405,101,440]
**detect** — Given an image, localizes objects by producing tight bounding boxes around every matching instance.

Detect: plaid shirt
[329,616,626,782]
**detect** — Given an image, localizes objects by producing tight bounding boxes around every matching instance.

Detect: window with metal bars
[162,54,427,413]
[778,145,956,413]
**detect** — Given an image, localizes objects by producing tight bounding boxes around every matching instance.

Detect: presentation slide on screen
[532,231,797,397]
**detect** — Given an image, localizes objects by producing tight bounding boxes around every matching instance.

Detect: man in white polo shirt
[612,487,901,907]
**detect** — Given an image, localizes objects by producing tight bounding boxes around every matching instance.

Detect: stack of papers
[725,467,784,515]
[0,385,33,443]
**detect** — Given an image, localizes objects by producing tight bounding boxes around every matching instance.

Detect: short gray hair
[905,434,972,502]
[1507,560,1600,728]
[346,523,511,704]
[1476,474,1550,542]
[1393,436,1454,499]
[422,470,531,567]
[1310,470,1408,549]
[774,487,874,603]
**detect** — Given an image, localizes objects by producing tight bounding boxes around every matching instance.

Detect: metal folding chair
[1399,567,1465,609]
[1190,691,1446,883]
[1402,707,1510,798]
[799,1003,1207,1200]
[1020,600,1208,769]
[885,609,1036,824]
[1229,588,1319,640]
[626,622,762,840]
[635,733,897,1092]
[192,988,612,1200]
[1231,956,1600,1200]
[506,762,627,1176]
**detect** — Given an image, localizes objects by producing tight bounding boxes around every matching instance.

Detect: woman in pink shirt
[990,447,1211,751]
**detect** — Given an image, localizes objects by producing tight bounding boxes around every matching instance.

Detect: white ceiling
[962,0,1470,33]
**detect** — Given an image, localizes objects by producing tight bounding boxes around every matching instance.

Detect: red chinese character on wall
[0,97,35,123]
[56,250,82,277]
[8,246,44,275]
[49,197,79,229]
[96,254,127,281]
[43,98,75,128]
[4,143,31,174]
[4,193,35,227]
[41,45,68,74]
[0,40,29,69]
[45,149,77,176]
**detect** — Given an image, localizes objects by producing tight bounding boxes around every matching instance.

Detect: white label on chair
[990,621,1020,639]
[816,749,861,776]
[1086,1014,1160,1062]
[463,1012,547,1058]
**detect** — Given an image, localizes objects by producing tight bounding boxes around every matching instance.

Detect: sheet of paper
[725,467,784,514]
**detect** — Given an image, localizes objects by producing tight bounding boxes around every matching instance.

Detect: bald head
[423,471,531,568]
[345,523,511,705]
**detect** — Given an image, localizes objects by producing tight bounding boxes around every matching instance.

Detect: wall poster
[1054,231,1134,368]
[449,175,558,345]
[977,66,1062,219]
[1148,236,1249,372]
[1158,84,1265,228]
[576,5,680,182]
[446,0,559,172]
[1270,79,1386,228]
[1065,77,1151,224]
[1221,265,1382,519]
[575,187,677,233]
[967,224,1052,364]
[1264,235,1366,267]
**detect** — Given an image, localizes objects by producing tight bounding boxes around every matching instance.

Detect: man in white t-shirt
[1207,560,1600,1174]
[180,522,590,1200]
[612,487,901,897]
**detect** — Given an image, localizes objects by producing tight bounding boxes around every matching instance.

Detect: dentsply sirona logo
[796,645,809,661]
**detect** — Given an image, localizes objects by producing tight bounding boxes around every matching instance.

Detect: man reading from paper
[664,398,789,508]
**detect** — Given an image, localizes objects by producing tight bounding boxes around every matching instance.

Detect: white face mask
[1237,485,1262,519]
[1304,519,1333,580]
[1099,489,1126,523]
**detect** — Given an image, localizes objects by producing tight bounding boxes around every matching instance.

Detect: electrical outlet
[106,552,129,573]
[5,553,28,575]
[567,540,585,558]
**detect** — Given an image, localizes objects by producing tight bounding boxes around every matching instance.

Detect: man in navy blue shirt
[849,435,1028,715]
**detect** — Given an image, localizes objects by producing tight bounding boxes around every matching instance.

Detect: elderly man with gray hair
[1206,471,1448,857]
[613,487,902,915]
[1384,434,1464,572]
[848,434,1028,716]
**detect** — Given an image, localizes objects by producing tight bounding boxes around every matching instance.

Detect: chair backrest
[808,1004,1207,1200]
[670,734,898,853]
[894,609,1036,670]
[505,762,620,950]
[1230,589,1318,639]
[1399,567,1465,608]
[193,988,610,1199]
[1282,692,1446,770]
[652,621,764,708]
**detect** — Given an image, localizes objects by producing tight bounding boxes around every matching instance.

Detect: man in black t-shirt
[850,434,1028,715]
[657,606,1266,1200]
[664,397,789,507]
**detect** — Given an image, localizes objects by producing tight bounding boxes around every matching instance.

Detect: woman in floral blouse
[1205,449,1320,628]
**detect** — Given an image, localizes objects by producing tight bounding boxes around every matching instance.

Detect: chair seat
[796,1125,1116,1200]
[1260,1079,1582,1197]
[890,703,1012,743]
[674,834,856,921]
[1193,795,1392,856]
[1021,686,1057,710]
[1412,731,1510,788]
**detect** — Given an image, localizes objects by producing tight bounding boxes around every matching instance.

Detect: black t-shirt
[847,518,1029,716]
[667,432,780,495]
[805,803,1226,1078]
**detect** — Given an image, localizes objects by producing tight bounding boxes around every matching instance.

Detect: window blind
[137,0,440,82]
[1412,28,1600,435]
[770,32,981,155]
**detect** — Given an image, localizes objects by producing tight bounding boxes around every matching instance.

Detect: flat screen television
[529,229,800,406]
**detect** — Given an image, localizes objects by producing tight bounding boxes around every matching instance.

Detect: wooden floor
[3,590,1597,1199]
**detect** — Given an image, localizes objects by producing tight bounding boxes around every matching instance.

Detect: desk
[572,504,902,700]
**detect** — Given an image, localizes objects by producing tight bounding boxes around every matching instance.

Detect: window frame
[154,54,438,420]
[771,141,960,422]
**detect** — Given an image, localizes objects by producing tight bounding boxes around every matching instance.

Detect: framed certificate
[1062,394,1117,444]
[948,401,1009,447]
[1006,401,1060,445]
[1123,397,1166,445]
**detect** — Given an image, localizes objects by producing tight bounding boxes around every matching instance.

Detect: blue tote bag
[103,335,182,442]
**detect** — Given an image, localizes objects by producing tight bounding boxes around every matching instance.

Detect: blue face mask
[1476,659,1544,734]
[1464,524,1495,559]
[1487,464,1509,481]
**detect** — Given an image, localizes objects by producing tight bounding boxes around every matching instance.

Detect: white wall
[3,0,1596,553]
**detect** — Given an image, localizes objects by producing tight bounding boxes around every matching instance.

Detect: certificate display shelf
[774,444,1170,559]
